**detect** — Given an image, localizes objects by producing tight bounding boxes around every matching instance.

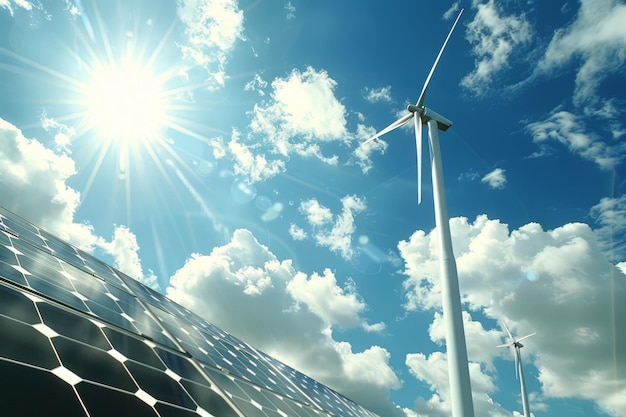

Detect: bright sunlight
[84,60,167,143]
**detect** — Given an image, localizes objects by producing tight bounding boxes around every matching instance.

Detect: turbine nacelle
[407,104,452,131]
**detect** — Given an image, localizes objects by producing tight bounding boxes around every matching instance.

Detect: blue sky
[0,1,625,417]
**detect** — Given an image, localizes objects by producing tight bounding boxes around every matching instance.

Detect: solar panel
[0,205,380,417]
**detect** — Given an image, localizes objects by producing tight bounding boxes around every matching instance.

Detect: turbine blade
[496,343,510,348]
[415,8,464,108]
[414,115,423,204]
[364,113,414,144]
[501,321,514,343]
[516,332,536,343]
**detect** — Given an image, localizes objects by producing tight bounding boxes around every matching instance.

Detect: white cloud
[95,226,160,290]
[352,123,388,174]
[40,113,75,151]
[590,195,626,260]
[407,351,511,417]
[429,311,503,371]
[251,66,348,142]
[300,199,333,226]
[462,0,533,95]
[443,2,461,21]
[481,168,507,189]
[166,229,402,417]
[0,118,158,288]
[0,118,95,249]
[288,223,307,240]
[536,0,626,105]
[176,0,245,87]
[398,214,626,417]
[285,1,295,20]
[298,195,366,259]
[215,67,359,182]
[527,110,624,169]
[287,268,369,328]
[226,129,286,182]
[458,170,480,182]
[363,86,392,103]
[214,67,385,181]
[0,0,32,15]
[244,73,268,96]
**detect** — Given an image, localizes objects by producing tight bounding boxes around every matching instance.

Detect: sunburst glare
[15,5,218,197]
[83,58,167,144]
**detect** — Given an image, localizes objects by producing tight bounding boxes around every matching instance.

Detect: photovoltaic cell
[0,205,381,417]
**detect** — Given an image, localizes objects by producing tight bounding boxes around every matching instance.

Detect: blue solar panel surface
[0,206,381,417]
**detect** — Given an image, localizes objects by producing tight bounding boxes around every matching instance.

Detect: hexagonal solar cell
[0,205,381,417]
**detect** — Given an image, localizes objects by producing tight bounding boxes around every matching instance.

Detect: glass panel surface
[102,326,166,370]
[0,282,40,323]
[38,301,111,349]
[180,379,240,417]
[76,381,158,417]
[0,359,87,416]
[125,360,197,409]
[0,260,28,286]
[52,336,137,392]
[0,315,60,369]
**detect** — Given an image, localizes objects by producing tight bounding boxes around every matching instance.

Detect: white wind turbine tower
[363,9,475,417]
[497,322,536,417]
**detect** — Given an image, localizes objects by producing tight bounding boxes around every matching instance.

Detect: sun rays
[82,58,167,145]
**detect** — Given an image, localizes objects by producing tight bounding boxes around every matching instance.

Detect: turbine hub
[407,104,423,114]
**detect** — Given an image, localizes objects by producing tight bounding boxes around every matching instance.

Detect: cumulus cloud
[213,67,355,182]
[0,0,32,15]
[176,0,245,87]
[462,0,533,95]
[0,118,158,288]
[297,195,366,259]
[0,118,94,248]
[527,110,624,169]
[287,268,379,330]
[407,351,511,417]
[214,67,386,181]
[166,229,402,417]
[536,0,626,105]
[398,215,626,417]
[244,73,268,96]
[300,199,334,226]
[481,168,507,189]
[95,226,160,290]
[363,86,392,103]
[251,66,348,143]
[288,223,307,240]
[226,129,286,182]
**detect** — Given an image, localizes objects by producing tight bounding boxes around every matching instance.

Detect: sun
[83,59,167,143]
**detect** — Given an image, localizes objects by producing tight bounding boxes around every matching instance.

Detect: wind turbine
[363,9,475,417]
[497,322,536,417]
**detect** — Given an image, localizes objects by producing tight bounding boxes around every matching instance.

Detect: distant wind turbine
[363,9,475,417]
[497,322,536,417]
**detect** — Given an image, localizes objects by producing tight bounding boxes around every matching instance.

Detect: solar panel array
[0,205,381,417]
